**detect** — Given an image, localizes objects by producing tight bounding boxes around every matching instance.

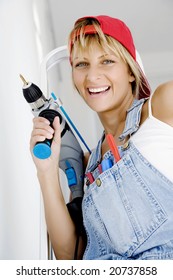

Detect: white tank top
[131,93,173,183]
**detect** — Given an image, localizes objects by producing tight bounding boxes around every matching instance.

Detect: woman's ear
[129,72,135,83]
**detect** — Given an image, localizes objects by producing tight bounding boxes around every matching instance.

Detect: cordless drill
[20,74,88,200]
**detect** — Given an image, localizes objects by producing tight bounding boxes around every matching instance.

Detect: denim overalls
[82,98,173,260]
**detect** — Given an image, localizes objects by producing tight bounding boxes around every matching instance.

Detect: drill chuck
[22,82,43,103]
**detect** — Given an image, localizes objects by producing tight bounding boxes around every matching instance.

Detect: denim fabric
[82,98,173,260]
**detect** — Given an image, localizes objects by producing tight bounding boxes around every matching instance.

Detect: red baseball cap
[70,15,151,99]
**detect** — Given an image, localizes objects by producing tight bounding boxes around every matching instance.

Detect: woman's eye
[75,62,88,68]
[102,59,115,65]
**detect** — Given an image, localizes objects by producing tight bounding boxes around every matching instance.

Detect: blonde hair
[69,18,143,98]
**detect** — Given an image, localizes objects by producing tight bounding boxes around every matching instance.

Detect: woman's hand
[30,116,61,173]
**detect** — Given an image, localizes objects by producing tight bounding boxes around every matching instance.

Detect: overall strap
[85,133,104,173]
[119,98,147,142]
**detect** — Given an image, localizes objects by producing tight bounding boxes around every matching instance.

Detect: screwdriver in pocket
[106,134,121,162]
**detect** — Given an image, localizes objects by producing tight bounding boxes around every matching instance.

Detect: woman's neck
[98,95,135,140]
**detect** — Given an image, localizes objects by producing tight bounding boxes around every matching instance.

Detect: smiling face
[72,40,135,113]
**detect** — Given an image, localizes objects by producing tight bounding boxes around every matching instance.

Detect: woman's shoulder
[151,80,173,126]
[154,80,173,95]
[152,80,173,101]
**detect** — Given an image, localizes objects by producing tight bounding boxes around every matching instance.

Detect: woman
[30,15,173,260]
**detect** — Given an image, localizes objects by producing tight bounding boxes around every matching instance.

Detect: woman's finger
[52,117,61,143]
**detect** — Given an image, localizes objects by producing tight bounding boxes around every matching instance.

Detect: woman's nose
[86,66,102,82]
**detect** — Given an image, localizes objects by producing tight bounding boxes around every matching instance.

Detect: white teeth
[89,86,109,93]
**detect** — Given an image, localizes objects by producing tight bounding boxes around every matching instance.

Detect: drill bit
[20,74,28,86]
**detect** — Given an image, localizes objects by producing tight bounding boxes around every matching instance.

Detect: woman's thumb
[51,116,61,153]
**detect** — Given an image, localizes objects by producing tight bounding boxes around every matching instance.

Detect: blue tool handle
[33,109,62,159]
[33,140,52,159]
[101,158,113,171]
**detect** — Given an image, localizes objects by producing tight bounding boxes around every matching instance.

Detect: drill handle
[33,109,63,159]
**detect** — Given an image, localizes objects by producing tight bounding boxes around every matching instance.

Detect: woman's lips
[88,86,110,95]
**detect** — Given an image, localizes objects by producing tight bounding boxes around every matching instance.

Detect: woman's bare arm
[30,116,78,259]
